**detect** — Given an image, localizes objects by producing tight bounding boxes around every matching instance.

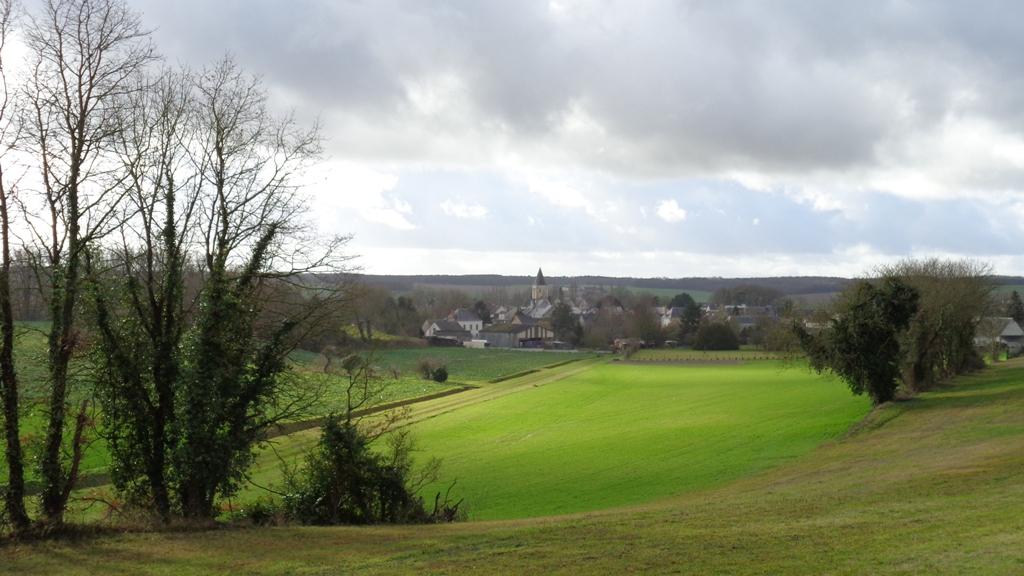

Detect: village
[417,268,1024,357]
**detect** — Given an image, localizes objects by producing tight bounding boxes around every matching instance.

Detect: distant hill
[359,274,1024,298]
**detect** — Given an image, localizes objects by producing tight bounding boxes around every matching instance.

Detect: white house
[448,308,483,337]
[976,317,1024,356]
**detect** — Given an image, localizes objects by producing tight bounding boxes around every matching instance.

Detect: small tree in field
[797,278,919,405]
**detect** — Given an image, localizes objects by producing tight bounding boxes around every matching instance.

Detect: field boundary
[264,384,478,439]
[618,359,747,365]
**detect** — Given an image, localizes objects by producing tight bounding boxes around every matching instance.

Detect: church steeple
[532,267,549,301]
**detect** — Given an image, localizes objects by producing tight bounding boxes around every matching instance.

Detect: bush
[432,366,449,383]
[693,322,740,351]
[282,416,460,525]
[416,357,443,380]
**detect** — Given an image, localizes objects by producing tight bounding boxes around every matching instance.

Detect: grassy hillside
[5,358,1023,574]
[408,361,867,519]
[3,341,582,487]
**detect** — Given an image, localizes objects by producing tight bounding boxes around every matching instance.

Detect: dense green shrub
[693,322,740,351]
[432,366,449,383]
[282,416,459,525]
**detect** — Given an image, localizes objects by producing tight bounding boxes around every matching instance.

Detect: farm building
[479,322,556,348]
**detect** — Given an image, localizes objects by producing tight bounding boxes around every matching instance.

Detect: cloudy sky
[129,0,1024,277]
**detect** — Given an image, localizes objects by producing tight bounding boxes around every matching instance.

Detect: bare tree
[87,55,352,521]
[875,258,995,390]
[22,0,155,525]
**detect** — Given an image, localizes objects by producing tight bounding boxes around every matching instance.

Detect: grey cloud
[129,1,1024,180]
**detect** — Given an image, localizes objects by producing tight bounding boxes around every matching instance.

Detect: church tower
[532,267,549,301]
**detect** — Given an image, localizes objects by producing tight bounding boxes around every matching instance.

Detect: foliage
[710,284,784,307]
[281,417,447,525]
[693,322,740,351]
[550,302,582,344]
[431,366,449,383]
[581,309,626,349]
[415,358,444,381]
[798,278,920,405]
[668,292,697,309]
[471,301,492,324]
[85,54,346,522]
[673,300,703,344]
[876,259,993,390]
[1007,290,1024,324]
[627,304,664,346]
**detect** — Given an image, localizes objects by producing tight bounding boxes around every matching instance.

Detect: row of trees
[799,259,994,405]
[1,0,352,532]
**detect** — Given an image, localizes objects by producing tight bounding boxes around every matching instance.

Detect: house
[448,308,483,336]
[493,305,518,323]
[660,306,685,328]
[976,317,1024,355]
[421,319,471,342]
[479,322,556,348]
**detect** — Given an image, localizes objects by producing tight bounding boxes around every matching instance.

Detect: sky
[125,0,1024,277]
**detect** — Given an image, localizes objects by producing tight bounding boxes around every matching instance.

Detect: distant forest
[361,274,1024,296]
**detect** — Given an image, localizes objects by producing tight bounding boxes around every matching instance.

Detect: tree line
[797,259,996,405]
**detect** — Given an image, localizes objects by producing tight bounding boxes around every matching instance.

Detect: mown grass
[406,361,867,520]
[5,359,1024,575]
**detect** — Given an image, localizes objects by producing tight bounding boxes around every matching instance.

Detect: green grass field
[353,347,587,383]
[3,340,581,487]
[407,361,867,519]
[6,359,1023,574]
[237,359,865,520]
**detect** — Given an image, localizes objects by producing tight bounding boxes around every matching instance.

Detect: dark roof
[433,330,470,338]
[449,308,482,322]
[430,319,466,332]
[480,323,534,334]
[535,267,546,286]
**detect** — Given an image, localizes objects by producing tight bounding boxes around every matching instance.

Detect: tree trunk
[40,183,81,524]
[0,181,29,530]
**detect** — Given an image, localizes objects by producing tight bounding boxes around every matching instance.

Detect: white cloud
[304,161,416,231]
[656,199,687,223]
[440,199,489,219]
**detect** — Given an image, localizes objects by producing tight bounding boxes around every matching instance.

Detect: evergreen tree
[1007,290,1024,324]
